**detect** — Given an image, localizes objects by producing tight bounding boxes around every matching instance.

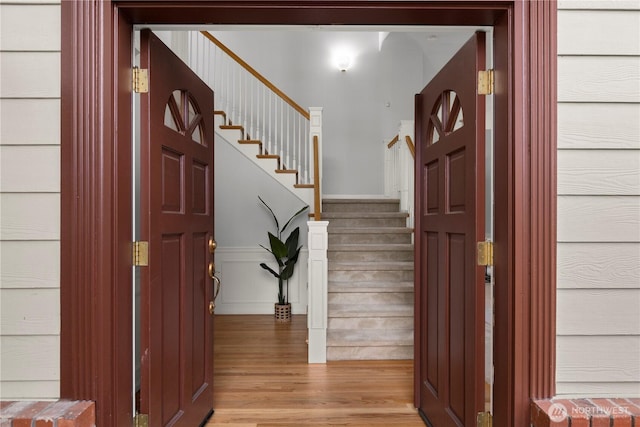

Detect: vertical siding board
[557,3,640,396]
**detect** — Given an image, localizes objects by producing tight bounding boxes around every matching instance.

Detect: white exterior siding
[556,1,640,396]
[0,1,61,400]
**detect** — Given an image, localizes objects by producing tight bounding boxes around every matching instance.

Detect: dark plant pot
[274,303,291,322]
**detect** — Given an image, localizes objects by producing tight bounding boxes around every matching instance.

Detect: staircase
[324,198,414,361]
[213,111,314,208]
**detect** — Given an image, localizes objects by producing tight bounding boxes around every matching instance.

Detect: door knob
[208,238,217,254]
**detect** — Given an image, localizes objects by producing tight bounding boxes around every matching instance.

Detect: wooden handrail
[200,31,310,120]
[313,135,321,221]
[405,135,415,158]
[387,134,399,149]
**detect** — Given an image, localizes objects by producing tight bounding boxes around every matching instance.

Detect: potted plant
[258,196,308,322]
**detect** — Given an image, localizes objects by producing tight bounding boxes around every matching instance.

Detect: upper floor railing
[187,31,320,203]
[385,120,415,228]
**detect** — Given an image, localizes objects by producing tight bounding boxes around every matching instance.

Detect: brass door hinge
[477,411,493,427]
[133,67,149,93]
[477,241,494,267]
[478,69,494,95]
[134,413,148,427]
[132,241,149,266]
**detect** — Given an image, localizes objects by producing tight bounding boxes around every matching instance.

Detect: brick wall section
[532,398,640,427]
[0,401,95,427]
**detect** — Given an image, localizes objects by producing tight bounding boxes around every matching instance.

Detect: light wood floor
[206,315,425,427]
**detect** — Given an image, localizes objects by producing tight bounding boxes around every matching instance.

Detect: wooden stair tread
[257,154,279,159]
[294,184,314,188]
[238,139,262,144]
[275,169,298,174]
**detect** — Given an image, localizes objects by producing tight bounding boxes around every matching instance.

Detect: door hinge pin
[477,241,494,267]
[477,411,493,427]
[132,241,149,266]
[134,413,149,427]
[478,69,494,95]
[133,67,149,93]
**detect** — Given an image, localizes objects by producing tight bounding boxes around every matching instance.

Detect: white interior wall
[210,30,429,196]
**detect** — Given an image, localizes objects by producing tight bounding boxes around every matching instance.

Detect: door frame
[60,2,557,426]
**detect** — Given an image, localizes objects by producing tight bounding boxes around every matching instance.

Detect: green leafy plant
[258,196,309,305]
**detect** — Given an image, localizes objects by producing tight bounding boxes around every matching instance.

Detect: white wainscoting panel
[214,247,308,315]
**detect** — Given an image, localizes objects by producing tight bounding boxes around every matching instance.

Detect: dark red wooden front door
[140,29,215,427]
[415,32,487,427]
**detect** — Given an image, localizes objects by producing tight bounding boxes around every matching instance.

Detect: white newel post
[307,220,328,363]
[399,120,415,229]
